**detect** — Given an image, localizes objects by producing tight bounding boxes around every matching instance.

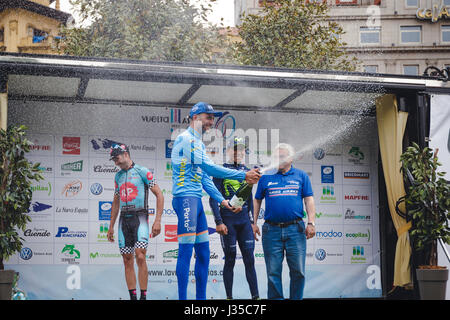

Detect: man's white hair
[274,143,295,158]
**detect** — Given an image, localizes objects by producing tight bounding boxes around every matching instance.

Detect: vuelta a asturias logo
[120,182,138,202]
[214,112,236,139]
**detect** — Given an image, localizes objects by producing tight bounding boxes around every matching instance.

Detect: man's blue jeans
[261,220,306,300]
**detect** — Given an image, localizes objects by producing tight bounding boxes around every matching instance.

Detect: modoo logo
[316,229,343,239]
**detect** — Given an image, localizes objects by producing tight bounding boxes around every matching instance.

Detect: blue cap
[189,102,223,118]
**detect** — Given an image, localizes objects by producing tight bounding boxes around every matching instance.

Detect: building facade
[0,0,72,54]
[234,0,450,75]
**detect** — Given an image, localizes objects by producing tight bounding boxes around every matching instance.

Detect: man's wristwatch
[308,221,316,227]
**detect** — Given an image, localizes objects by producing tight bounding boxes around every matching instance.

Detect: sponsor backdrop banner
[7,100,382,299]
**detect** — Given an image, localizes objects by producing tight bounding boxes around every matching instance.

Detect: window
[305,0,326,3]
[445,0,450,6]
[401,26,421,43]
[258,0,276,6]
[364,65,378,73]
[442,26,450,42]
[336,0,358,5]
[32,28,48,43]
[405,0,418,7]
[360,27,381,44]
[0,28,4,43]
[403,65,419,76]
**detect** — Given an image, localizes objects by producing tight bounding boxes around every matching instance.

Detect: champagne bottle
[229,181,253,209]
[228,165,261,210]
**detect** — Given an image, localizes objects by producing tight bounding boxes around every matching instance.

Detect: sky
[55,0,236,27]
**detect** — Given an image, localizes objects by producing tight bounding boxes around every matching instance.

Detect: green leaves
[61,0,232,64]
[0,125,44,269]
[400,142,450,266]
[233,0,360,71]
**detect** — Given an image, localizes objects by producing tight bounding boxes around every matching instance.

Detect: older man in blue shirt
[253,143,316,300]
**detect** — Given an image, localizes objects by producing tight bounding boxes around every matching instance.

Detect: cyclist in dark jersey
[209,137,259,300]
[107,144,164,300]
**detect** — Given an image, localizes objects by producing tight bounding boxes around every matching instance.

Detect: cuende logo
[93,164,120,174]
[24,228,51,237]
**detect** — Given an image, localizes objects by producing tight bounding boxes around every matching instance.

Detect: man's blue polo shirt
[255,166,313,223]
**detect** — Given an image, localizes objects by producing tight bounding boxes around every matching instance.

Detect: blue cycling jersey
[171,127,246,202]
[114,163,155,212]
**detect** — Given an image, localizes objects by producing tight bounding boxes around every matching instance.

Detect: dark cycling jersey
[209,163,254,225]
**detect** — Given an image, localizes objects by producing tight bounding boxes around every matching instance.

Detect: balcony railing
[258,0,382,6]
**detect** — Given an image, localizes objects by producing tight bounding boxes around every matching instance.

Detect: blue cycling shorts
[172,197,209,244]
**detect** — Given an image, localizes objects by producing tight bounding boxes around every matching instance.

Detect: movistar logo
[315,212,342,219]
[90,252,121,259]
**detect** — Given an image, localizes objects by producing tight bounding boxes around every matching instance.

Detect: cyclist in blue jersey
[171,102,261,300]
[107,144,164,300]
[209,137,259,300]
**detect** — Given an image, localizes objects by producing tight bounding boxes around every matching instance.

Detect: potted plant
[400,142,450,300]
[0,125,43,300]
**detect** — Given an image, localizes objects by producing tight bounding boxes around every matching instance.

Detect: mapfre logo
[63,137,81,155]
[344,191,369,201]
[165,225,178,242]
[61,180,83,198]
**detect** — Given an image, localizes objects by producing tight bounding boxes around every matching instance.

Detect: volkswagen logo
[90,183,103,195]
[315,248,326,261]
[20,247,33,260]
[314,148,325,160]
